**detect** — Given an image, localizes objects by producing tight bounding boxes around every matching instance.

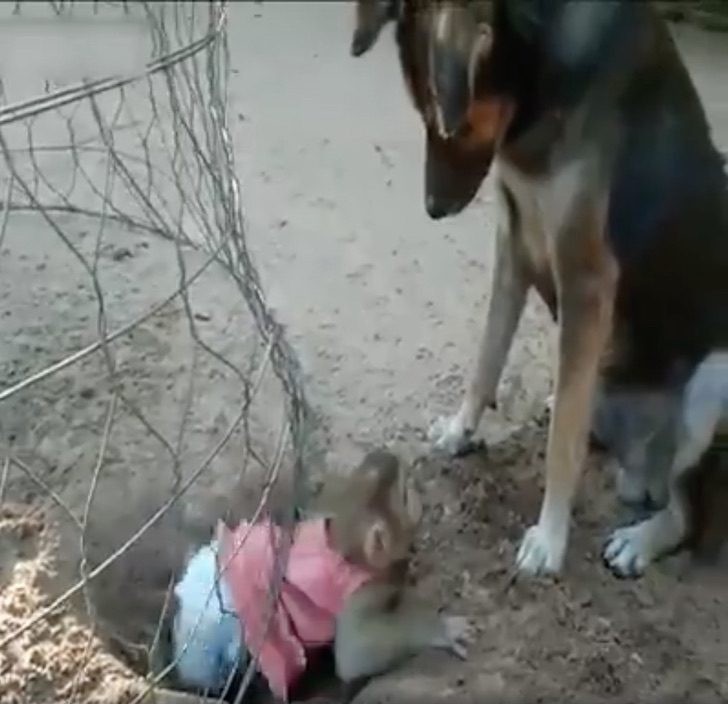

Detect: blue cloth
[172,540,249,694]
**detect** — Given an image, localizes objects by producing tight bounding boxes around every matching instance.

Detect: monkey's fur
[325,451,471,685]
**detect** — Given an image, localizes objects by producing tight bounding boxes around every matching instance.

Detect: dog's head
[352,1,633,220]
[352,1,514,219]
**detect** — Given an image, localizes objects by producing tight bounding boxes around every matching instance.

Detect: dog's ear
[351,0,398,57]
[429,5,493,138]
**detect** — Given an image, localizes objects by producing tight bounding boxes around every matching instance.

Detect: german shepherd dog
[351,0,728,578]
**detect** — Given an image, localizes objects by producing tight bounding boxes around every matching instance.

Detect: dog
[351,0,728,578]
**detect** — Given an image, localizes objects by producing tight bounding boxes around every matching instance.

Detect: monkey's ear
[429,8,493,137]
[351,0,397,57]
[363,518,393,570]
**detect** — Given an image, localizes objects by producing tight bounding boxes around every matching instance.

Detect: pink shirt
[217,518,374,701]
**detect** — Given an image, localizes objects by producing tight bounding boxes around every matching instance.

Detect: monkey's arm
[334,582,467,682]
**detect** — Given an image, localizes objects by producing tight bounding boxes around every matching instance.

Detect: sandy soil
[1,3,728,703]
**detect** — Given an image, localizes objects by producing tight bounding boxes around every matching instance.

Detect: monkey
[324,451,472,687]
[171,449,473,703]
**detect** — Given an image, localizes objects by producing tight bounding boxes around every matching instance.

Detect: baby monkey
[172,450,472,702]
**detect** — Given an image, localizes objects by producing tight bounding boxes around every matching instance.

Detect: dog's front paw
[428,414,483,457]
[516,524,566,576]
[442,616,476,660]
[602,523,652,578]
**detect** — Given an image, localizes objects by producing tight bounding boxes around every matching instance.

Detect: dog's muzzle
[426,194,457,220]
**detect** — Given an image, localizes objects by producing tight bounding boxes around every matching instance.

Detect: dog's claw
[544,393,554,414]
[602,525,649,578]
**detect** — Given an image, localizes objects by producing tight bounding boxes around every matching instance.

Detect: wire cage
[0,2,310,701]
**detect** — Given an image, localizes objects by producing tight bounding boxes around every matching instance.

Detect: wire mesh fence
[0,2,311,701]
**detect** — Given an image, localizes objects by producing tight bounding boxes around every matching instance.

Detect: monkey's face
[328,450,424,571]
[360,453,423,570]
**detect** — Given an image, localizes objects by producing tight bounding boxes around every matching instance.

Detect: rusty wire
[0,1,311,701]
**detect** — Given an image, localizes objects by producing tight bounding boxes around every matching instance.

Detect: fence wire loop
[0,2,311,701]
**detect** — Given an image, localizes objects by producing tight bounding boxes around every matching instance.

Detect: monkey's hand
[441,616,476,660]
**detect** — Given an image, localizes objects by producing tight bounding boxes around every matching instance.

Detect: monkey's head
[328,449,423,573]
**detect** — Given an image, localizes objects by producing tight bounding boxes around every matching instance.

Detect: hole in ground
[58,487,344,704]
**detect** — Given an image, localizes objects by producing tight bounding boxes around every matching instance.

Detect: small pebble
[112,247,133,262]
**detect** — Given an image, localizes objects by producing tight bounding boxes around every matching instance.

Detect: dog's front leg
[517,198,617,575]
[430,195,530,456]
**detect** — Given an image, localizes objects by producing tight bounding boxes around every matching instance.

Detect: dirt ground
[1,3,728,703]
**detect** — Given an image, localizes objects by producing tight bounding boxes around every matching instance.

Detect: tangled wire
[0,2,311,701]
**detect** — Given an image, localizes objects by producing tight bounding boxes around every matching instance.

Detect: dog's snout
[426,195,448,220]
[351,30,374,57]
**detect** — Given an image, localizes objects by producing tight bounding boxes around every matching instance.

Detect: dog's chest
[495,157,587,279]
